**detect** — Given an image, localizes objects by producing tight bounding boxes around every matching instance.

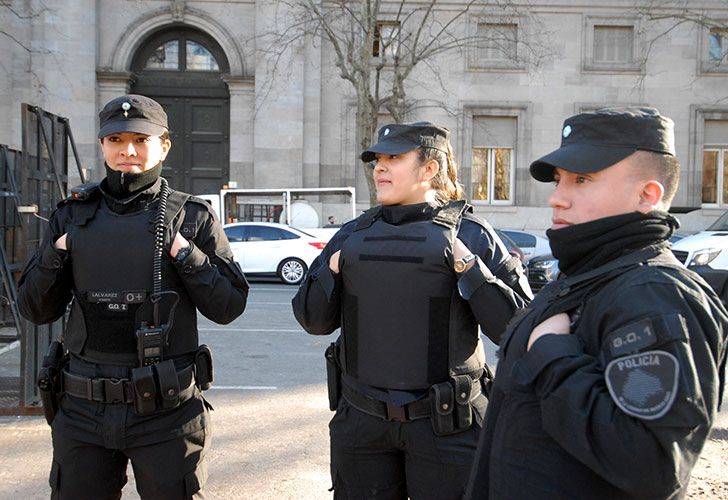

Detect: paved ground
[0,282,725,499]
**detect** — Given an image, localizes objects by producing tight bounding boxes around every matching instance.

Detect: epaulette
[433,200,467,229]
[57,182,100,207]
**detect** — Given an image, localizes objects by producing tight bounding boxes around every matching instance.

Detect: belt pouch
[156,359,180,410]
[325,341,342,411]
[194,344,214,391]
[131,365,157,416]
[452,375,473,430]
[430,382,455,436]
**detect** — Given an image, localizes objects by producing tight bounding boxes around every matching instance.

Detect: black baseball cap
[98,94,168,139]
[530,107,676,182]
[361,122,450,163]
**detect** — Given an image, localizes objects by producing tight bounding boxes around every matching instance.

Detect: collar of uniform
[99,175,162,214]
[381,201,440,225]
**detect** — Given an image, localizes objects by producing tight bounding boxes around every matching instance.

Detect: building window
[140,33,222,72]
[708,30,726,61]
[702,120,728,206]
[593,25,634,63]
[468,20,523,70]
[373,21,400,58]
[700,26,728,73]
[583,17,641,73]
[479,23,518,62]
[471,148,513,203]
[470,116,516,204]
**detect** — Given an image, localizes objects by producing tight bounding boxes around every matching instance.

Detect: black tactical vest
[338,201,485,390]
[62,190,199,366]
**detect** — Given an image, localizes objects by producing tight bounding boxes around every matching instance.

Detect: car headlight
[688,248,722,267]
[531,259,560,280]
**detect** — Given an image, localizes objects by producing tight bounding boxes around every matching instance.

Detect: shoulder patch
[605,350,679,420]
[604,318,657,358]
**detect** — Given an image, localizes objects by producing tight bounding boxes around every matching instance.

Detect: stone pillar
[223,76,255,188]
[253,1,304,188]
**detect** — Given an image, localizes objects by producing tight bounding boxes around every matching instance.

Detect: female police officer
[17,94,249,499]
[293,122,531,499]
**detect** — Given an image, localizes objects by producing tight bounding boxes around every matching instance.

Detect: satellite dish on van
[279,201,320,228]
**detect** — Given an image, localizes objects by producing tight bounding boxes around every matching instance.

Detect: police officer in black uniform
[466,107,728,499]
[17,94,249,499]
[292,122,532,499]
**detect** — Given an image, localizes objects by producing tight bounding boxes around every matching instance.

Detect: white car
[500,229,551,261]
[223,222,329,285]
[671,212,728,270]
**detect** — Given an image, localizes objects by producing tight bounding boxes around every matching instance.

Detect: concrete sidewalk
[0,386,726,499]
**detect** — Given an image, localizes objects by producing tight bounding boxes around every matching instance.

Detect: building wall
[1,0,727,233]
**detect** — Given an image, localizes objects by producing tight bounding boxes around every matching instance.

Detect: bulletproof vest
[63,191,198,366]
[338,201,484,390]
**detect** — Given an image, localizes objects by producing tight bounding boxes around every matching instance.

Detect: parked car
[223,222,328,285]
[500,229,551,260]
[527,234,687,293]
[671,211,728,270]
[494,229,526,265]
[527,253,559,292]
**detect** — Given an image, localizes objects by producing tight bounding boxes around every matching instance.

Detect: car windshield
[707,211,728,231]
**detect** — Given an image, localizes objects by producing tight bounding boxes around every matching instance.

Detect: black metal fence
[0,104,86,414]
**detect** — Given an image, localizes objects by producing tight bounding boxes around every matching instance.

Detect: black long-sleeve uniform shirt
[467,244,727,499]
[18,182,248,329]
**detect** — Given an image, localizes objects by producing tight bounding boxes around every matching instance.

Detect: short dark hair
[631,150,680,206]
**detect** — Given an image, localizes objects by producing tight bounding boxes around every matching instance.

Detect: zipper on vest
[120,172,126,187]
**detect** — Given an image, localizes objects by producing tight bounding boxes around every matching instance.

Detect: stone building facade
[1,0,727,232]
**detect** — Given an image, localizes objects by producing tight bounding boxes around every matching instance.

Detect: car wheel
[277,258,307,285]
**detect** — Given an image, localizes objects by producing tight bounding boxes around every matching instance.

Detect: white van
[671,211,728,270]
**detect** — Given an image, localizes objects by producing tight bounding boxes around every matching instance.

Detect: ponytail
[417,142,464,203]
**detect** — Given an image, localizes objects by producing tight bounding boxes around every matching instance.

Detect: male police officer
[18,94,248,499]
[466,107,727,499]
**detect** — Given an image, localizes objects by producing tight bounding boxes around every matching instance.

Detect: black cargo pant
[50,426,208,500]
[48,357,209,500]
[329,398,481,500]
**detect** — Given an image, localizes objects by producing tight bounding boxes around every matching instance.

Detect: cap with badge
[361,122,450,163]
[98,94,169,139]
[530,107,676,182]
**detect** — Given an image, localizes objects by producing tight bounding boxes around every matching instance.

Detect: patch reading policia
[605,350,680,420]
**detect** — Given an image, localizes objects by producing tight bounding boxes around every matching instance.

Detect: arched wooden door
[131,26,230,195]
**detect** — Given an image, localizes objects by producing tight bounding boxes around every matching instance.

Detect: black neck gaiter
[102,162,163,198]
[547,211,678,276]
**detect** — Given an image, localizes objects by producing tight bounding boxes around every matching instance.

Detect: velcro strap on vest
[62,364,194,404]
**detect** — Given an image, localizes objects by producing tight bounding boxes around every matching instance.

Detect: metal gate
[0,104,85,414]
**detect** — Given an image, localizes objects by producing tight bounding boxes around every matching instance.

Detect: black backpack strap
[164,189,191,233]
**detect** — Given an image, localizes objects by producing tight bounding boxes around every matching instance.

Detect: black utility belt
[342,374,484,435]
[63,362,195,416]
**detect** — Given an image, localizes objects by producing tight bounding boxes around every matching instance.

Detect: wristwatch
[454,253,476,273]
[174,242,193,263]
